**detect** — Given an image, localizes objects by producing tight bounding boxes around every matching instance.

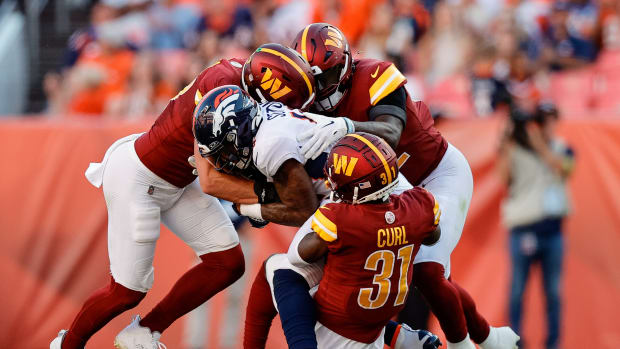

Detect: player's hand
[254,179,280,204]
[232,203,270,229]
[297,113,354,160]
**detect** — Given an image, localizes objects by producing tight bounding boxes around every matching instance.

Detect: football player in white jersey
[192,85,333,227]
[192,85,442,349]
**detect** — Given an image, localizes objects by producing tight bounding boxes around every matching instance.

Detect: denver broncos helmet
[325,132,399,204]
[292,23,353,112]
[242,43,316,111]
[192,85,261,176]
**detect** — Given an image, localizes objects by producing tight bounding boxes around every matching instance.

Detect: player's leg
[53,140,166,349]
[454,280,520,349]
[138,179,244,334]
[412,144,479,348]
[315,322,385,349]
[243,262,279,349]
[539,225,563,349]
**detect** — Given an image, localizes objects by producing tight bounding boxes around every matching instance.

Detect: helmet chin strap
[352,186,359,204]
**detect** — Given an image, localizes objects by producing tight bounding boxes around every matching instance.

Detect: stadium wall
[0,118,618,349]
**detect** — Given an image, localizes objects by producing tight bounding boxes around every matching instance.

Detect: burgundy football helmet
[325,132,399,204]
[242,43,316,111]
[292,23,353,112]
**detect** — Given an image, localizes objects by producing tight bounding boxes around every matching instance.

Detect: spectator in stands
[599,0,620,51]
[148,0,202,50]
[470,45,511,116]
[507,50,542,112]
[497,102,574,349]
[416,1,474,85]
[542,1,598,70]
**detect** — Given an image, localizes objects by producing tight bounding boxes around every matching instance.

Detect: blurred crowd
[42,0,620,119]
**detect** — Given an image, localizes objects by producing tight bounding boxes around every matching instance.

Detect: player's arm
[295,205,337,263]
[258,159,319,226]
[192,141,258,204]
[407,187,442,245]
[297,231,329,263]
[349,86,407,149]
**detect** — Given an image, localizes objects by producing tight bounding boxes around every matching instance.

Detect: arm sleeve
[369,86,407,126]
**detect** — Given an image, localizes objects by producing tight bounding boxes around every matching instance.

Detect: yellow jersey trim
[369,64,406,105]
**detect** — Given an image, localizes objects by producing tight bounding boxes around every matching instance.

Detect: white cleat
[391,323,442,349]
[114,315,167,349]
[447,334,476,349]
[479,326,520,349]
[50,330,68,349]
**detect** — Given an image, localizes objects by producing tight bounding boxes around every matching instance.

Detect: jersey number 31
[357,244,414,309]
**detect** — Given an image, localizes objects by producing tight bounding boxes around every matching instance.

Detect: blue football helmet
[192,85,262,175]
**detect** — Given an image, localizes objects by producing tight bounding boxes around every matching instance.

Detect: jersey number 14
[357,244,414,309]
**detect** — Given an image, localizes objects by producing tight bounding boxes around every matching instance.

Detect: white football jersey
[253,102,321,181]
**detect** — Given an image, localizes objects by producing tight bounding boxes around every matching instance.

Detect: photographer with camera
[497,102,575,349]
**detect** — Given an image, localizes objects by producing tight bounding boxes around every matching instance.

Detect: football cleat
[114,315,167,349]
[50,329,67,349]
[391,324,442,349]
[479,326,520,349]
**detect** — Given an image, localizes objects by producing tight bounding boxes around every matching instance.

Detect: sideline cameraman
[496,102,575,349]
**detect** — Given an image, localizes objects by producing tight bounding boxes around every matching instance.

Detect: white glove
[297,113,355,160]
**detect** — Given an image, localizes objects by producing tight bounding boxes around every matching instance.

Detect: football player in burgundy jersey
[291,133,442,348]
[283,23,519,349]
[49,44,317,349]
[191,87,441,349]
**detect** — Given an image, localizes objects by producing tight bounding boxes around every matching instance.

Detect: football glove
[232,204,269,229]
[254,179,280,204]
[297,113,354,160]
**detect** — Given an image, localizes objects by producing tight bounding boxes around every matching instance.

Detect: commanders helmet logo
[260,68,292,99]
[325,28,343,48]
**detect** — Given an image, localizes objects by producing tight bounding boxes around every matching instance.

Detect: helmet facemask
[327,167,399,205]
[312,51,351,112]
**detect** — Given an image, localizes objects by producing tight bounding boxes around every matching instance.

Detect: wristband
[239,203,263,220]
[344,117,355,133]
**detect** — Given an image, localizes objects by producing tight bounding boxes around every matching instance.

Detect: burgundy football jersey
[311,187,440,343]
[332,59,448,185]
[134,58,244,188]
